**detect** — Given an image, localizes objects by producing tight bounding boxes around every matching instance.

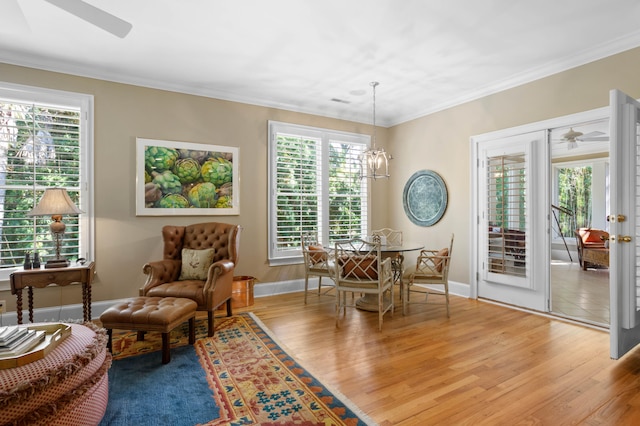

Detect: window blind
[0,99,82,269]
[269,121,369,263]
[487,154,527,278]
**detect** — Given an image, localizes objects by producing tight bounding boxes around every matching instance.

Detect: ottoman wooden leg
[208,311,214,337]
[161,332,170,364]
[107,329,113,351]
[188,317,195,345]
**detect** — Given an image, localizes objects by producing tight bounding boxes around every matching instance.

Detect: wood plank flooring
[229,288,640,425]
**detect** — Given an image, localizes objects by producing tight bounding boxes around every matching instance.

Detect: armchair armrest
[203,259,236,310]
[141,259,181,294]
[203,259,235,291]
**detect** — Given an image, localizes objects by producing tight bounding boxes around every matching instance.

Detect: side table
[10,261,96,324]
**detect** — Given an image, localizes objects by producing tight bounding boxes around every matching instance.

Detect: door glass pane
[487,154,527,278]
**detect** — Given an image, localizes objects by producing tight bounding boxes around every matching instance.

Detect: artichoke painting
[142,142,235,210]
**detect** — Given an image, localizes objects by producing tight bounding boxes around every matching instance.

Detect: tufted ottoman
[100,296,197,364]
[0,322,111,426]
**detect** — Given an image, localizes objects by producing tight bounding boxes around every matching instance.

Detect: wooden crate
[231,276,255,308]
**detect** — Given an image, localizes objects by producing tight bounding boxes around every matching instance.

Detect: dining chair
[371,228,403,246]
[371,228,404,284]
[404,233,454,317]
[301,232,335,304]
[334,238,394,331]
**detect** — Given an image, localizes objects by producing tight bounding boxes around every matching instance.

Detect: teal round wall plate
[403,170,448,227]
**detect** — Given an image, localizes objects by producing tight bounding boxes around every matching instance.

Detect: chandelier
[360,81,390,180]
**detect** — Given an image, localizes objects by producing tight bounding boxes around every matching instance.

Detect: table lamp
[28,188,83,268]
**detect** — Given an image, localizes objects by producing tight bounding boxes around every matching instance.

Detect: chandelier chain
[371,81,378,149]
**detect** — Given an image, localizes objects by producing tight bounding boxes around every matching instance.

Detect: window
[0,83,93,284]
[268,121,369,265]
[552,158,609,239]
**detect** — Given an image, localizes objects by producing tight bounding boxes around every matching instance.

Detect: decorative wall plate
[403,170,448,227]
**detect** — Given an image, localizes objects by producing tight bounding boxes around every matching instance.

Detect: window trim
[0,82,94,288]
[267,120,370,266]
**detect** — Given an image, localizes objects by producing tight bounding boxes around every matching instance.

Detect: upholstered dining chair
[334,238,394,331]
[141,222,241,337]
[371,228,404,284]
[301,232,335,303]
[404,233,454,317]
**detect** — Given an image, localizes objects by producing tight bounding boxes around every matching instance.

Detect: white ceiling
[2,0,640,127]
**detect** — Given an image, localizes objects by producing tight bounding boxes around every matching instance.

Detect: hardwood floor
[229,288,640,425]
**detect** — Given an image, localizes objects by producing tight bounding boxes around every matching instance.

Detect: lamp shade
[27,188,83,216]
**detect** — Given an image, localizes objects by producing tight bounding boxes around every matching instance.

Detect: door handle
[617,235,632,243]
[607,215,626,222]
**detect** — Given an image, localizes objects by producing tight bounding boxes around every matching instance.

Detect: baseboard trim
[0,278,470,326]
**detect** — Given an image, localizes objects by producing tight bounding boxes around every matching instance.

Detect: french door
[609,89,640,359]
[475,130,548,311]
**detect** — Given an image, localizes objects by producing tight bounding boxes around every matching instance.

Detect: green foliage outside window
[556,166,592,237]
[0,102,81,268]
[274,133,366,253]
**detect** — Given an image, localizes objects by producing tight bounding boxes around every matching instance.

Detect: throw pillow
[308,245,327,264]
[339,255,378,279]
[179,248,215,280]
[434,248,449,273]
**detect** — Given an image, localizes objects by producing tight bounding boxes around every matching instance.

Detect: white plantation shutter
[486,153,528,279]
[268,121,369,264]
[0,83,93,279]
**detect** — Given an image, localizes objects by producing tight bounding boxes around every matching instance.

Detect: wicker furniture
[575,228,609,270]
[141,222,241,337]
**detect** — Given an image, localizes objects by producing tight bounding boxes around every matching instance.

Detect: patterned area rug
[103,313,377,426]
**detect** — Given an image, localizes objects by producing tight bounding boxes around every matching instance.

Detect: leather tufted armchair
[141,222,241,336]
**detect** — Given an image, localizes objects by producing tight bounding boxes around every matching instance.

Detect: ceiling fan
[11,0,132,38]
[559,127,608,150]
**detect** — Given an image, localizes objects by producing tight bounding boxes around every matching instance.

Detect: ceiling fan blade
[44,0,132,38]
[577,131,608,141]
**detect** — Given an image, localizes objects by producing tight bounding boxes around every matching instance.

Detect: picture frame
[136,138,239,216]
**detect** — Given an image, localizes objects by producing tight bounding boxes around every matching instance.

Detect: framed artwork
[403,169,448,227]
[136,138,239,216]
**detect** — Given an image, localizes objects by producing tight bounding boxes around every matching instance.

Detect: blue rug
[99,345,217,425]
[99,313,377,425]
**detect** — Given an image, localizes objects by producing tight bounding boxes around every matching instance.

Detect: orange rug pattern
[108,313,376,425]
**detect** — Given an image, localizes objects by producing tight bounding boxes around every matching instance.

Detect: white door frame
[470,107,609,306]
